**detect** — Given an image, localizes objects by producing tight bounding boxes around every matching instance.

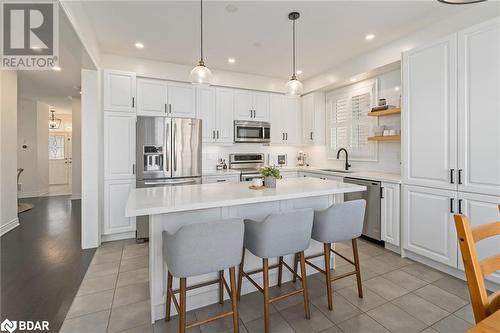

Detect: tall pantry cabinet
[402,18,500,283]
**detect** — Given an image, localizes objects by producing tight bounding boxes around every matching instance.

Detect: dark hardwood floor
[1,196,95,332]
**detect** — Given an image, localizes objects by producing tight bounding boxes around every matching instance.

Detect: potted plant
[260,165,281,188]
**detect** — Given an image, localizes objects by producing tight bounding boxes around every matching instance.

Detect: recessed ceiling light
[394,86,400,92]
[296,70,303,75]
[52,66,62,71]
[365,34,375,41]
[135,42,144,49]
[350,78,357,82]
[228,58,236,64]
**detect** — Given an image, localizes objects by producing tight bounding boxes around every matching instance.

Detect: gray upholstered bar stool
[237,208,314,333]
[293,199,366,310]
[163,218,244,333]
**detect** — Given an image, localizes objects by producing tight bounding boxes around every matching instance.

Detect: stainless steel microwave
[234,120,270,143]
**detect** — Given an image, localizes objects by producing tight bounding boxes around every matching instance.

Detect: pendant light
[190,0,213,85]
[285,12,303,96]
[48,110,61,129]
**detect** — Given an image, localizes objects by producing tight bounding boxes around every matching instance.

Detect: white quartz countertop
[126,177,366,217]
[278,167,402,184]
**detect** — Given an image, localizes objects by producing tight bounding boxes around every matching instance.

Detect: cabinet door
[457,18,500,196]
[234,90,254,120]
[197,87,216,143]
[202,175,240,184]
[269,94,285,144]
[403,185,458,267]
[402,35,457,190]
[104,113,136,180]
[167,82,196,118]
[283,96,301,144]
[252,92,270,121]
[457,192,500,284]
[381,182,400,247]
[103,70,136,112]
[215,88,234,143]
[104,179,136,235]
[137,78,167,116]
[302,94,314,144]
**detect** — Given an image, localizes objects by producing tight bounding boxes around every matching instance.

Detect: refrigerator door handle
[173,123,177,171]
[165,122,170,172]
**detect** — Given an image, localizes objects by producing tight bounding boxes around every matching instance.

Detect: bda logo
[0,319,17,333]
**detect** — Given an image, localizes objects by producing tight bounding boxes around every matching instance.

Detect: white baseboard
[71,194,81,200]
[18,189,49,198]
[101,231,136,242]
[0,218,19,236]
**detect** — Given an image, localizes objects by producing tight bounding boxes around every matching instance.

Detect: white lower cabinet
[104,179,136,235]
[403,185,458,268]
[202,174,240,184]
[457,192,500,284]
[381,182,400,247]
[299,171,343,182]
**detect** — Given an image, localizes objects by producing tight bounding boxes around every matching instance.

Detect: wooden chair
[454,211,500,324]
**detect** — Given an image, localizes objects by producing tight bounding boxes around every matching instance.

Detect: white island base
[126,178,366,323]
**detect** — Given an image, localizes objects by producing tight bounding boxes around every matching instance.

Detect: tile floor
[60,238,475,333]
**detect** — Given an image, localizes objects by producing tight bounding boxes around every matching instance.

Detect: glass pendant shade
[190,63,213,86]
[286,77,303,96]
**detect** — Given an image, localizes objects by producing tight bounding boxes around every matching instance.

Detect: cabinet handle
[310,131,313,140]
[450,169,455,184]
[132,97,135,108]
[458,199,463,214]
[458,169,463,184]
[250,110,253,118]
[217,130,219,139]
[380,187,384,199]
[285,132,288,140]
[169,104,172,114]
[216,179,227,182]
[132,164,135,175]
[450,198,455,213]
[213,130,215,139]
[165,103,167,113]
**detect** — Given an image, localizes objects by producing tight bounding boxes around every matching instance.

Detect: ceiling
[17,6,95,114]
[79,0,472,80]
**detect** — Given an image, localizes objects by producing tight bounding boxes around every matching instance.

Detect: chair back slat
[472,221,500,242]
[480,254,500,278]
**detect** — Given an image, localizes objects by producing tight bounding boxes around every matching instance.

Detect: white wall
[36,102,49,195]
[0,70,19,236]
[72,98,81,200]
[17,99,38,197]
[305,70,401,174]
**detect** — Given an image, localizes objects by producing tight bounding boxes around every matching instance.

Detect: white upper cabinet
[137,78,168,116]
[104,70,136,112]
[234,90,270,121]
[214,88,235,143]
[457,18,500,196]
[270,94,284,144]
[270,94,301,144]
[104,112,136,180]
[136,78,195,118]
[197,86,217,143]
[381,182,400,247]
[301,92,325,145]
[402,35,457,190]
[403,185,458,268]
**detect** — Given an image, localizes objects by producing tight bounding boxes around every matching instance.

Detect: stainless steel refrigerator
[135,116,202,240]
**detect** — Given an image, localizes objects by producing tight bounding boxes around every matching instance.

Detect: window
[48,135,65,160]
[326,79,378,161]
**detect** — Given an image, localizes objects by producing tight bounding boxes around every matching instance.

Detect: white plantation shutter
[327,80,378,161]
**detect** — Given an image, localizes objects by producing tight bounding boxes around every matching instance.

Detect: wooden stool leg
[324,243,333,310]
[292,253,299,283]
[179,277,187,333]
[237,248,245,301]
[218,270,224,304]
[165,271,173,321]
[299,251,311,319]
[229,267,239,333]
[277,256,284,287]
[352,239,363,298]
[263,258,270,333]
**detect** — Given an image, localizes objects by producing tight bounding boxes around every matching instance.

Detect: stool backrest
[163,218,244,277]
[454,213,500,323]
[313,199,366,243]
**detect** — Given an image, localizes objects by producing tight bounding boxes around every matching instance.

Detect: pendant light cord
[292,18,296,77]
[200,0,204,64]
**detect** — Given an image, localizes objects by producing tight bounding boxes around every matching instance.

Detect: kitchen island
[125,177,366,322]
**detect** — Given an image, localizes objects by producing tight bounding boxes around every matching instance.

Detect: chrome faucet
[336,148,351,171]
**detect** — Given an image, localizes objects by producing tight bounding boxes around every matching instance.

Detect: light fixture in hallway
[285,12,303,96]
[190,0,213,85]
[48,110,61,129]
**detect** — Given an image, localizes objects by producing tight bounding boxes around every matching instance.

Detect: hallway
[0,196,94,332]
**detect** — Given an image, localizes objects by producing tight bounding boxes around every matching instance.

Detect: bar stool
[293,199,366,310]
[163,218,244,333]
[237,208,314,333]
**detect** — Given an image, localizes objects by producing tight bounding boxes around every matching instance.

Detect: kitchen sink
[319,169,354,173]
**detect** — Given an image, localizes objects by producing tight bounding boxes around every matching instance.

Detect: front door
[49,133,71,185]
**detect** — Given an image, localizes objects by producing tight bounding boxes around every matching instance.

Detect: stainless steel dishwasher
[343,177,382,241]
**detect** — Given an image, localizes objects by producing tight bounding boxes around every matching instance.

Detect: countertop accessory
[297,151,306,167]
[248,185,265,190]
[260,165,280,188]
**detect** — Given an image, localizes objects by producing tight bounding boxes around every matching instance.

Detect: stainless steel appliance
[229,153,265,182]
[234,120,270,143]
[135,116,202,240]
[343,177,382,241]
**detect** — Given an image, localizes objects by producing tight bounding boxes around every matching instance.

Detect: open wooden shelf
[368,108,401,117]
[368,135,400,142]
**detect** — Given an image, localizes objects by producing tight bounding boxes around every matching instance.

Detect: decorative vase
[264,176,276,188]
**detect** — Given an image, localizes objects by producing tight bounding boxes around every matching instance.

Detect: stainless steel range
[229,153,265,182]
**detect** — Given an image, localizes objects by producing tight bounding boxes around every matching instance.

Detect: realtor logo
[0,319,16,333]
[1,1,59,69]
